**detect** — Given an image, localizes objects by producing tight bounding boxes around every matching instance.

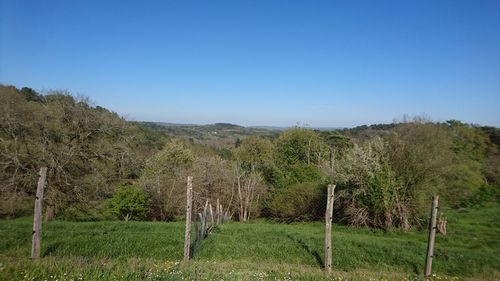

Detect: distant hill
[248,125,345,131]
[137,122,282,148]
[138,121,422,149]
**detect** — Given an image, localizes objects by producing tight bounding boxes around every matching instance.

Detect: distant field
[1,203,499,281]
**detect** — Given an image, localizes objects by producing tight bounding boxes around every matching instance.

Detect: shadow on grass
[286,234,323,268]
[43,241,62,257]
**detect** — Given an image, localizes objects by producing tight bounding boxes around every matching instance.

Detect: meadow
[1,202,498,281]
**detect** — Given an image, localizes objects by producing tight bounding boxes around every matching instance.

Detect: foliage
[1,84,499,230]
[59,204,110,221]
[0,85,165,219]
[224,136,273,221]
[105,184,150,221]
[333,123,450,229]
[480,126,500,147]
[139,121,280,150]
[459,185,499,208]
[235,136,274,171]
[192,155,235,217]
[142,140,195,177]
[275,127,326,167]
[444,120,497,206]
[140,140,195,221]
[266,181,326,221]
[333,137,407,229]
[271,128,326,188]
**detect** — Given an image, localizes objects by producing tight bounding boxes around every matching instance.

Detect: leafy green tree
[275,128,325,166]
[106,184,149,221]
[20,87,44,103]
[231,137,272,221]
[272,128,326,188]
[140,140,195,220]
[0,85,165,219]
[443,121,497,206]
[235,136,274,171]
[143,140,195,178]
[266,181,326,221]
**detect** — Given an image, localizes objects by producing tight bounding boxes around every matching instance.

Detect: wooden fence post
[183,176,193,261]
[324,184,336,273]
[31,167,47,260]
[424,195,439,277]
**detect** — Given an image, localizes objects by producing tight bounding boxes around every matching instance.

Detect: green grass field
[1,203,498,281]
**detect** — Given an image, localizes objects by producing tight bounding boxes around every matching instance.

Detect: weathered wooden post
[324,184,336,273]
[31,167,47,260]
[424,195,439,277]
[183,176,193,261]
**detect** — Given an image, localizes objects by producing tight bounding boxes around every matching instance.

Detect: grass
[0,203,498,281]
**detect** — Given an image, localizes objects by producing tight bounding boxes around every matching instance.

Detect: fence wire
[189,198,229,257]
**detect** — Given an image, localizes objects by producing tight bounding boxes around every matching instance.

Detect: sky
[1,0,499,127]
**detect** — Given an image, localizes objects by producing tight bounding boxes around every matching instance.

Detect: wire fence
[189,198,229,257]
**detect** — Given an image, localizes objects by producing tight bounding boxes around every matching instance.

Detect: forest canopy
[1,85,498,230]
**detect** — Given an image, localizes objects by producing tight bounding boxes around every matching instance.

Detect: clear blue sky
[1,0,499,127]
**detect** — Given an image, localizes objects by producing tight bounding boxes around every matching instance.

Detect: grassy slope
[0,203,498,281]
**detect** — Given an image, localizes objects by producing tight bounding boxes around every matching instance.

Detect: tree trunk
[44,205,55,222]
[237,175,244,221]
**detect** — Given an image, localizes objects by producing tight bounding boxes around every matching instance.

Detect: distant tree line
[1,85,498,230]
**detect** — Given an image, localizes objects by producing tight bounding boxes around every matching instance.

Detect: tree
[140,140,195,220]
[273,128,326,188]
[232,137,272,221]
[192,155,235,217]
[20,87,44,103]
[231,162,265,221]
[0,85,165,219]
[275,128,325,167]
[106,184,149,221]
[332,121,455,230]
[235,136,274,171]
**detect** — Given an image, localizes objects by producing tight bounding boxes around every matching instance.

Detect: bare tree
[233,162,264,221]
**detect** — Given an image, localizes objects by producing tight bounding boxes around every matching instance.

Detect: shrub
[0,193,32,218]
[59,204,112,221]
[266,181,326,221]
[105,184,149,221]
[460,185,499,208]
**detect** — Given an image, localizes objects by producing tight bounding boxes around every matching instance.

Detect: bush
[333,135,434,230]
[59,204,113,221]
[105,184,150,221]
[0,194,32,218]
[266,181,326,221]
[460,185,499,208]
